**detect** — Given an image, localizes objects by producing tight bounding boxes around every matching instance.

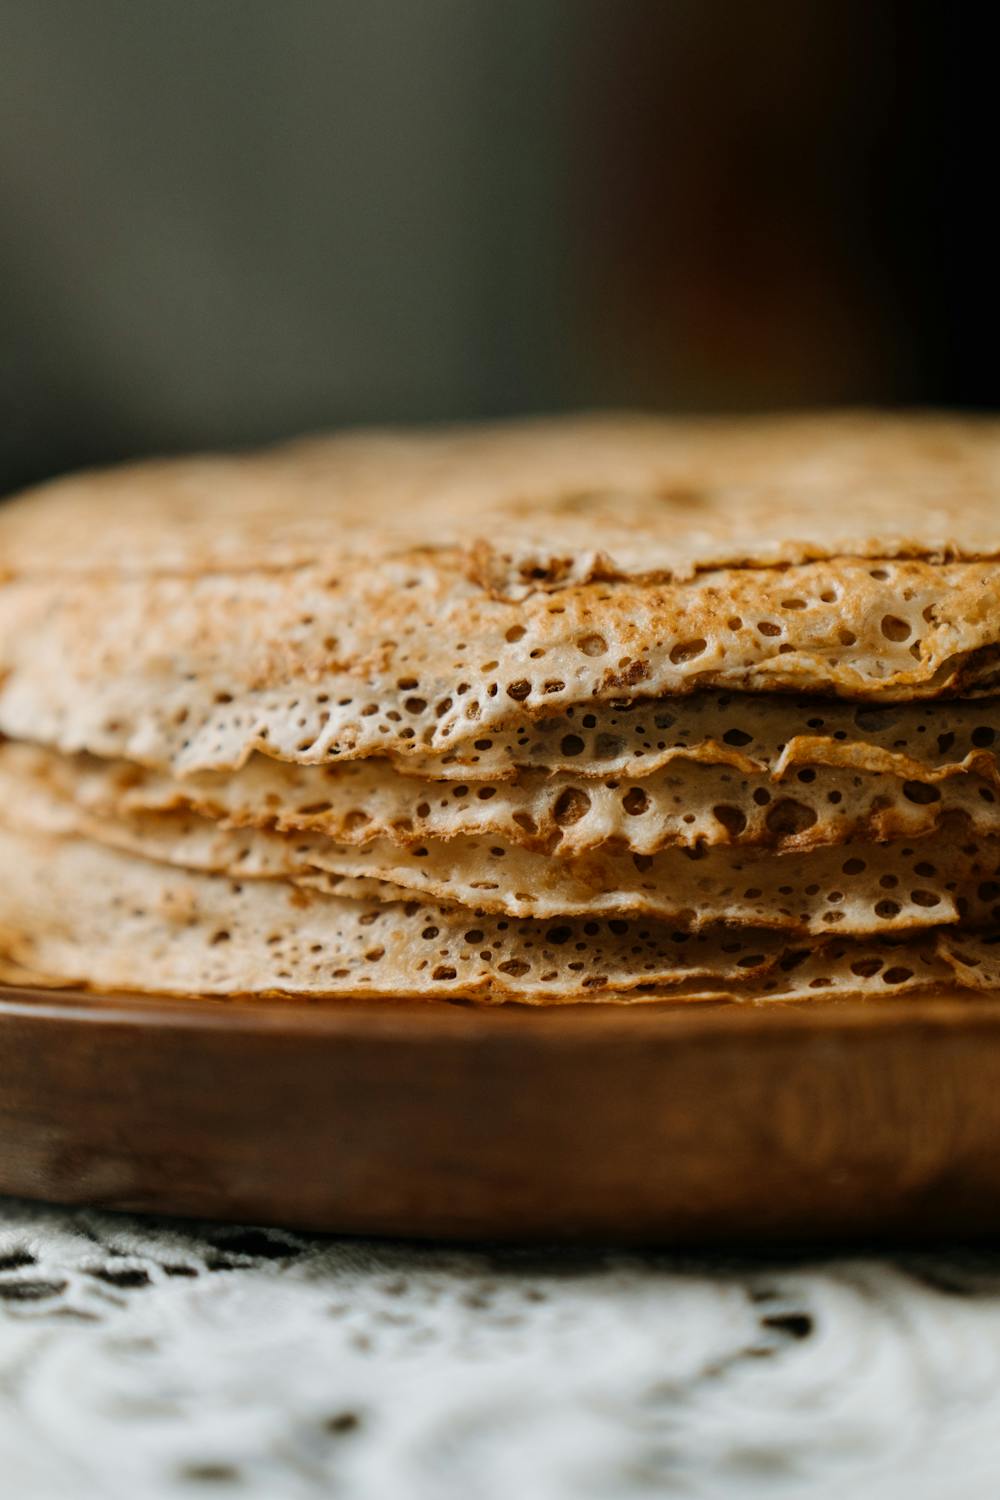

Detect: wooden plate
[4,985,1000,1244]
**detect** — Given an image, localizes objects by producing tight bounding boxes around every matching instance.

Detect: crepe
[417,694,1000,781]
[2,730,996,862]
[0,824,974,1004]
[3,412,1000,581]
[3,557,1000,781]
[1,747,993,936]
[1,413,999,1003]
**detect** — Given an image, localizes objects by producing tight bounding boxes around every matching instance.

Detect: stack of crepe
[2,411,1000,1004]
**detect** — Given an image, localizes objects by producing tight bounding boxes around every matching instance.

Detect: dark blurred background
[0,0,994,495]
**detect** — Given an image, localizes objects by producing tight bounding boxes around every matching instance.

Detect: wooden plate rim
[4,982,1000,1038]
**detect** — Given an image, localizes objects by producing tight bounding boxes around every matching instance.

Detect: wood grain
[3,986,1000,1244]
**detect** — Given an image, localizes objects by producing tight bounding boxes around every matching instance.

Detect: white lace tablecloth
[2,1199,999,1499]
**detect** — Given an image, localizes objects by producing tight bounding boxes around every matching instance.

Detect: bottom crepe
[1,825,998,1005]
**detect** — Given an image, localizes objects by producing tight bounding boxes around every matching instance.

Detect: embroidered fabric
[2,1198,999,1500]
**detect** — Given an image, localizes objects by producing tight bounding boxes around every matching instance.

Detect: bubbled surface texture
[4,1199,1000,1500]
[3,412,1000,1002]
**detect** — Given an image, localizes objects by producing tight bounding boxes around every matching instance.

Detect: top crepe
[3,411,1000,585]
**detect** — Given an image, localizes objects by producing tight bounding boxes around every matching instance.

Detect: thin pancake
[3,556,1000,779]
[3,739,998,858]
[0,824,974,1004]
[421,694,1000,781]
[3,766,993,936]
[4,412,1000,582]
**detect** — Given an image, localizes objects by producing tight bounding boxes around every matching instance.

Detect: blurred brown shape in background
[579,2,910,408]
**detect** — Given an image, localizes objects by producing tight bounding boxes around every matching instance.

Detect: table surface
[3,1200,1000,1499]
